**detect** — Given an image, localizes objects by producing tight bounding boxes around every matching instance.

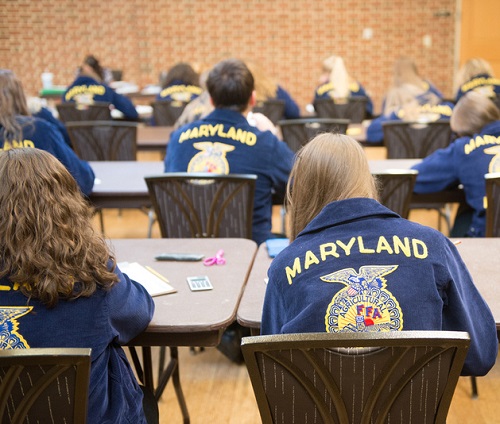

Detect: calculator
[187,276,213,291]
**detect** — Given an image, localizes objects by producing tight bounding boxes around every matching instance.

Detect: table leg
[154,347,190,423]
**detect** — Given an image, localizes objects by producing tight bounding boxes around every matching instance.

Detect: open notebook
[118,262,176,297]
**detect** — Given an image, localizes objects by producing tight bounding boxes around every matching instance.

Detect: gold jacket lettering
[285,235,428,285]
[179,125,257,146]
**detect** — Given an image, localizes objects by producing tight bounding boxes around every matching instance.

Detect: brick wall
[1,0,457,115]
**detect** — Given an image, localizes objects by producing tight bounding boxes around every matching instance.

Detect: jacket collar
[298,198,399,237]
[204,108,248,125]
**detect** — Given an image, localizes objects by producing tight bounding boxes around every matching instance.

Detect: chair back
[56,102,112,123]
[242,331,470,424]
[253,99,286,125]
[374,169,418,218]
[278,118,350,153]
[151,100,189,126]
[66,120,138,161]
[146,173,256,238]
[0,348,91,424]
[382,120,452,159]
[313,97,368,123]
[485,172,500,236]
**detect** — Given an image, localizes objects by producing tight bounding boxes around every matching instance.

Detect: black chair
[382,120,452,159]
[242,331,470,424]
[151,100,189,126]
[374,169,418,219]
[278,117,350,153]
[313,96,368,123]
[0,348,91,424]
[485,172,500,237]
[65,120,138,161]
[383,120,453,233]
[56,102,112,123]
[146,173,256,238]
[145,172,257,398]
[253,99,286,125]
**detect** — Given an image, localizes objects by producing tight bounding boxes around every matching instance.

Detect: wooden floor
[97,149,500,424]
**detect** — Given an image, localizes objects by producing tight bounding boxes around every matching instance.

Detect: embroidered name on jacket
[65,84,106,101]
[285,235,428,285]
[321,265,403,333]
[179,125,257,146]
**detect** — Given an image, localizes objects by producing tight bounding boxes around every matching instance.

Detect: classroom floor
[94,206,500,424]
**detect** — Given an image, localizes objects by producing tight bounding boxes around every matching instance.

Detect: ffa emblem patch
[320,265,403,333]
[187,142,235,174]
[0,306,32,349]
[484,146,500,173]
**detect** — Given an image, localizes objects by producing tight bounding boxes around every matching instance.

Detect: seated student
[455,57,500,102]
[313,55,374,117]
[0,148,157,423]
[157,62,204,103]
[261,133,497,377]
[412,91,500,237]
[247,61,301,120]
[165,58,295,245]
[63,54,139,121]
[0,69,95,195]
[27,96,73,148]
[366,84,454,144]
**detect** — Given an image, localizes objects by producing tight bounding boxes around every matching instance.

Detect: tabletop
[88,159,465,209]
[137,125,173,151]
[110,238,258,347]
[237,238,500,333]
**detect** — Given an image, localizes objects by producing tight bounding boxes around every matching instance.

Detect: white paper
[118,262,176,297]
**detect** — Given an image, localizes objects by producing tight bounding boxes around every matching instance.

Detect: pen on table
[453,240,462,246]
[145,266,170,283]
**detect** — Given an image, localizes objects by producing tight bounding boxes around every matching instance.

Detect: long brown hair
[0,148,119,307]
[0,69,31,141]
[287,133,378,240]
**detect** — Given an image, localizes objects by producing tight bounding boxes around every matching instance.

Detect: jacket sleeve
[39,120,96,196]
[440,240,498,376]
[276,85,301,119]
[110,90,139,120]
[411,143,460,193]
[261,265,286,335]
[366,115,390,143]
[106,265,155,345]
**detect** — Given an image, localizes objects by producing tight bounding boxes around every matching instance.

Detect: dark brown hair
[163,62,200,88]
[0,148,119,307]
[206,59,254,112]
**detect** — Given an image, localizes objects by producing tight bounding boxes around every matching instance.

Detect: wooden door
[460,0,500,75]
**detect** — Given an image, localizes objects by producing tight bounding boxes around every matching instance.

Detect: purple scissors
[203,249,226,266]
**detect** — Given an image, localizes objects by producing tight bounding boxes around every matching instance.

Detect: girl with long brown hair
[0,148,156,423]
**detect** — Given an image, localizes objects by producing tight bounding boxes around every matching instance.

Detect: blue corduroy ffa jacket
[262,198,497,376]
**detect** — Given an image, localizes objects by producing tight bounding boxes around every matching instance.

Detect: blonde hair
[245,61,278,102]
[322,55,350,99]
[0,148,119,308]
[383,83,440,117]
[393,57,426,88]
[454,58,494,94]
[451,91,500,136]
[287,133,378,240]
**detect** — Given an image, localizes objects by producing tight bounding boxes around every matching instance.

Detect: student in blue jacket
[0,69,95,196]
[157,62,203,103]
[165,58,295,245]
[63,55,139,121]
[0,148,157,424]
[261,133,497,377]
[412,91,500,237]
[313,55,373,117]
[454,58,500,102]
[366,84,454,144]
